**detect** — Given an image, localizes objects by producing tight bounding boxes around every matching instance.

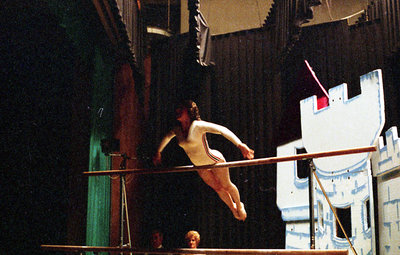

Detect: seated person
[150,229,164,249]
[185,230,200,249]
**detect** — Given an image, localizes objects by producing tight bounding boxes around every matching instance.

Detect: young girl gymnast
[153,100,254,221]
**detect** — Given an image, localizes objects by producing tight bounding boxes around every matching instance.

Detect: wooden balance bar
[83,146,376,176]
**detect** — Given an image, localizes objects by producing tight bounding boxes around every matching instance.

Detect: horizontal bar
[41,245,348,254]
[84,145,376,176]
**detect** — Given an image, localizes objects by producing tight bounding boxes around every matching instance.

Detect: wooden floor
[41,245,348,254]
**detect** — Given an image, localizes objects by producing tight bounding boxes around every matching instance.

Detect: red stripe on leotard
[202,134,222,162]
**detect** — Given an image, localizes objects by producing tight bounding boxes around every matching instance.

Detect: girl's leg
[212,167,247,221]
[197,169,241,220]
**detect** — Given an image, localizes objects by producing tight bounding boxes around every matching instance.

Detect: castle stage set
[43,70,400,255]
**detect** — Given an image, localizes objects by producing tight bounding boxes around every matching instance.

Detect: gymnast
[153,100,254,221]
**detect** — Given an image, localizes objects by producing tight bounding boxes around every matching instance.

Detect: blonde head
[185,230,200,248]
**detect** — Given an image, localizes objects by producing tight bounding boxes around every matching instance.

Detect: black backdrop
[138,11,400,250]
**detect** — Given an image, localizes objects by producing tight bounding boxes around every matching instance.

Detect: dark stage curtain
[141,8,400,250]
[110,63,144,248]
[141,28,286,249]
[1,1,75,254]
[195,30,285,249]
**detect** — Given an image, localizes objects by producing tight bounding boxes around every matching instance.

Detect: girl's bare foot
[231,203,241,220]
[237,202,247,221]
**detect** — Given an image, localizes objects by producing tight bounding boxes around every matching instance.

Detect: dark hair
[177,100,201,121]
[152,229,163,238]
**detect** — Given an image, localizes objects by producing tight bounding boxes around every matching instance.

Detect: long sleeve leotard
[156,120,242,166]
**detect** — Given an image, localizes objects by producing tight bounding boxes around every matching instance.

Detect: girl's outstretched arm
[153,130,176,165]
[197,121,254,159]
[237,143,254,159]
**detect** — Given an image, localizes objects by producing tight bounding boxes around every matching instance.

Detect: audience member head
[151,229,163,249]
[185,230,200,249]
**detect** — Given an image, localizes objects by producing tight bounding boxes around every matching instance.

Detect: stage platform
[41,245,348,254]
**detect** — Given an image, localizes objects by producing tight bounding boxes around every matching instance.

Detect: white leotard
[157,120,242,166]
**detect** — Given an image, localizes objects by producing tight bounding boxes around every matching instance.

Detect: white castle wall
[276,69,385,254]
[371,127,400,255]
[276,138,318,250]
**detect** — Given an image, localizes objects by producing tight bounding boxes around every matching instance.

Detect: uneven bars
[41,245,348,254]
[83,146,376,176]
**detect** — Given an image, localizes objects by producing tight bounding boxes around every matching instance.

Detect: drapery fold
[86,47,114,254]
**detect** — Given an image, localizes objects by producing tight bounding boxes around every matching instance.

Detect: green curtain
[86,46,114,253]
[46,1,115,252]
